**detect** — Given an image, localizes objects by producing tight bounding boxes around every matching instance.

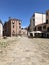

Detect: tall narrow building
[46,10,49,24]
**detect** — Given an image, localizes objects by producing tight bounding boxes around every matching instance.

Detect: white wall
[0,23,3,37]
[35,13,46,26]
[30,12,46,32]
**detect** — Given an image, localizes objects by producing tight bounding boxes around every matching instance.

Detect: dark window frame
[47,27,49,32]
[43,25,46,29]
[46,12,48,16]
[33,19,35,21]
[19,26,21,28]
[34,27,36,31]
[38,26,42,31]
[13,25,14,28]
[13,30,15,33]
[46,19,48,24]
[12,21,15,24]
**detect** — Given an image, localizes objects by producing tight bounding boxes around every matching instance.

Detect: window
[46,12,48,16]
[46,19,48,24]
[13,30,15,33]
[38,26,42,31]
[19,22,21,25]
[12,21,15,24]
[19,26,21,28]
[43,25,46,29]
[33,19,35,21]
[34,27,36,31]
[33,21,35,26]
[13,25,14,28]
[47,27,49,32]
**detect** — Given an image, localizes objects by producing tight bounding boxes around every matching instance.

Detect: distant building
[3,18,21,36]
[0,20,3,37]
[30,13,46,32]
[21,28,27,36]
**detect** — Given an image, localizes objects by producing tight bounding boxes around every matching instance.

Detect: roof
[9,18,21,22]
[35,12,45,14]
[8,18,22,23]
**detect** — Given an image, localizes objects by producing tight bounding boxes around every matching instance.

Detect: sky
[0,0,49,28]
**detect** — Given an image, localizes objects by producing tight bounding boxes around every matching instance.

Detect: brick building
[3,18,21,36]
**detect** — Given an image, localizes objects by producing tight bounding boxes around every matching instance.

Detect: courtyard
[0,36,49,65]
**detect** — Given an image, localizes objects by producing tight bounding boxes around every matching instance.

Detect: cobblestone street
[0,36,49,65]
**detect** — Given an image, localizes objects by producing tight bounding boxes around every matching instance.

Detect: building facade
[33,10,49,37]
[34,23,47,32]
[30,13,46,32]
[0,20,3,37]
[34,23,49,37]
[21,28,27,36]
[3,18,21,36]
